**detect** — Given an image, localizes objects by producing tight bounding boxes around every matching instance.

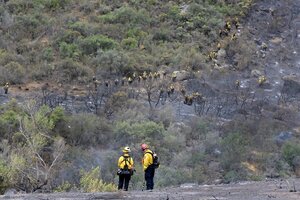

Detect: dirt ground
[0,178,299,200]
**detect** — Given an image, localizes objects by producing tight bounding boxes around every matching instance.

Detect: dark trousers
[118,174,131,191]
[145,166,155,190]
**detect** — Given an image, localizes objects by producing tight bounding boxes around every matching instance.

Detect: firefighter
[258,75,267,86]
[171,72,177,82]
[235,80,240,89]
[3,82,9,94]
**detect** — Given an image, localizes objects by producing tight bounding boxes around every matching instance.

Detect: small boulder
[174,70,192,81]
[275,131,293,146]
[282,75,300,95]
[251,69,263,77]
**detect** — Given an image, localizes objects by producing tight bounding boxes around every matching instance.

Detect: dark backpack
[146,151,160,169]
[122,156,130,170]
[118,156,133,175]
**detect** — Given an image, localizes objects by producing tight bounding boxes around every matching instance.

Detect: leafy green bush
[56,29,82,44]
[42,47,54,62]
[59,42,81,59]
[68,21,93,37]
[156,166,191,187]
[0,159,12,194]
[0,109,19,140]
[99,6,150,26]
[54,181,74,192]
[114,120,165,145]
[223,170,247,183]
[60,113,113,147]
[1,61,26,84]
[121,37,138,49]
[93,50,130,75]
[80,166,116,192]
[79,35,117,55]
[220,132,249,171]
[54,59,92,82]
[282,142,300,168]
[6,0,34,14]
[45,0,70,10]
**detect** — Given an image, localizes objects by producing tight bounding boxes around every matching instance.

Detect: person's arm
[131,157,134,168]
[118,156,123,168]
[143,153,152,171]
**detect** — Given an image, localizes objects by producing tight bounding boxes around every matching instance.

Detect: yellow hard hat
[123,146,131,153]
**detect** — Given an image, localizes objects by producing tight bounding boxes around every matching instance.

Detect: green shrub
[99,6,150,26]
[0,109,19,140]
[42,47,54,62]
[220,132,249,171]
[282,142,300,167]
[54,181,74,192]
[223,170,246,183]
[1,61,26,84]
[45,0,70,10]
[114,120,165,145]
[121,37,138,49]
[167,5,182,22]
[0,159,11,194]
[152,29,170,42]
[59,42,81,59]
[93,50,130,75]
[79,35,117,55]
[68,21,92,37]
[60,113,113,147]
[6,0,34,14]
[56,29,82,44]
[80,166,117,192]
[55,59,91,82]
[156,166,191,187]
[13,14,46,39]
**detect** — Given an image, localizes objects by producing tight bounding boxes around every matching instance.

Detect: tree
[11,101,66,192]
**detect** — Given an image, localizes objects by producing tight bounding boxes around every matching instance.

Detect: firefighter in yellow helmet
[128,77,133,84]
[258,75,267,86]
[224,21,231,32]
[3,82,9,94]
[117,146,134,191]
[232,17,240,29]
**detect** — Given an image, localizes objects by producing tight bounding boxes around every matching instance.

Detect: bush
[59,42,81,59]
[121,37,138,49]
[220,132,249,171]
[80,166,117,192]
[68,21,93,37]
[0,61,26,84]
[113,120,165,145]
[282,142,300,168]
[54,59,92,82]
[79,35,117,55]
[45,0,70,10]
[60,113,113,147]
[0,159,11,194]
[54,181,74,192]
[41,47,54,62]
[99,6,150,26]
[93,50,130,75]
[156,166,191,187]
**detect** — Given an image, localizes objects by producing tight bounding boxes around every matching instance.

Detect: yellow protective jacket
[118,154,134,170]
[142,149,153,171]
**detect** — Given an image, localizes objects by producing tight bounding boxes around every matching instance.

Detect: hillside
[0,0,300,195]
